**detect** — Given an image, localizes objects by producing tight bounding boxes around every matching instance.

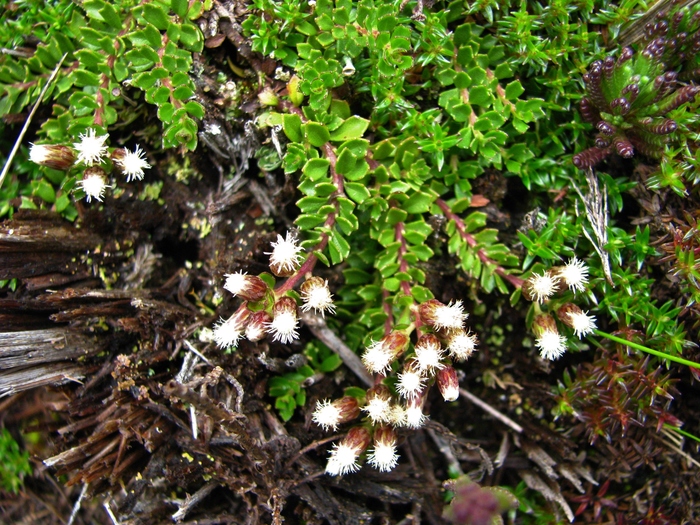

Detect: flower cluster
[29,128,151,203]
[212,231,336,350]
[312,298,477,476]
[523,257,597,360]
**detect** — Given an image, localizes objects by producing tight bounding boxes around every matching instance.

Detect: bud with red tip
[325,426,372,476]
[367,426,399,472]
[223,271,270,301]
[245,311,273,342]
[437,366,460,402]
[361,331,409,374]
[312,396,361,431]
[29,144,76,170]
[266,296,299,344]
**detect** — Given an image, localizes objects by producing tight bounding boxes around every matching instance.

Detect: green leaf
[282,113,303,142]
[304,122,330,147]
[329,116,369,141]
[403,191,433,214]
[129,24,162,48]
[344,182,370,204]
[171,0,189,17]
[505,80,524,100]
[302,158,330,181]
[144,4,170,30]
[185,100,204,118]
[158,102,175,123]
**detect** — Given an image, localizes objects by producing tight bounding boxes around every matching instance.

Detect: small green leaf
[304,122,330,147]
[403,191,433,214]
[99,2,123,29]
[329,116,369,141]
[171,0,189,17]
[185,100,204,118]
[344,182,370,204]
[302,158,330,181]
[282,113,303,142]
[505,80,524,100]
[143,3,170,30]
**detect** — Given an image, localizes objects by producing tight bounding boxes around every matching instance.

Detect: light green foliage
[0,428,31,494]
[0,0,206,151]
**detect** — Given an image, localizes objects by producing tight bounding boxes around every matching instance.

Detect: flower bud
[437,366,460,402]
[300,276,335,316]
[312,396,361,431]
[367,426,399,472]
[522,271,560,303]
[213,306,251,349]
[325,426,371,476]
[29,144,76,170]
[532,315,567,361]
[362,384,393,424]
[223,271,269,301]
[556,303,596,338]
[245,310,273,342]
[361,331,409,374]
[77,167,110,203]
[266,231,304,277]
[266,296,299,344]
[419,299,467,331]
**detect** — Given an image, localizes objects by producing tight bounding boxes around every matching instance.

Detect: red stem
[435,198,524,288]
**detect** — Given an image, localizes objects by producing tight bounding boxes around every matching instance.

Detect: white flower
[77,172,110,202]
[362,397,392,424]
[213,316,243,349]
[396,368,424,399]
[312,399,342,431]
[73,128,109,166]
[223,271,249,296]
[569,310,597,338]
[367,442,399,472]
[560,257,589,293]
[266,231,304,275]
[413,338,445,373]
[325,443,361,476]
[446,329,478,361]
[388,404,407,427]
[29,144,51,164]
[404,404,426,428]
[527,271,559,303]
[117,145,151,182]
[266,311,299,344]
[535,331,568,360]
[433,300,467,330]
[300,277,336,317]
[361,340,394,374]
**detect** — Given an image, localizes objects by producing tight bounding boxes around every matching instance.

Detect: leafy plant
[0,428,31,494]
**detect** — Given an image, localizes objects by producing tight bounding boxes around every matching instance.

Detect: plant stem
[594,329,700,368]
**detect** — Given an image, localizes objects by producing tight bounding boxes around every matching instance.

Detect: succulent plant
[573,2,700,169]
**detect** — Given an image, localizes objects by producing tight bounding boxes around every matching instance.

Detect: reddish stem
[435,198,524,288]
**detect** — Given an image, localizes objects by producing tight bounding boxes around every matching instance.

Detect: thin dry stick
[0,53,67,190]
[300,311,373,387]
[459,388,523,434]
[66,483,89,525]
